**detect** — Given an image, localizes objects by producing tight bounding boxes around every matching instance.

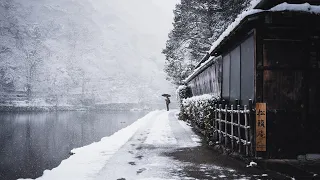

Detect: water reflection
[0,111,147,180]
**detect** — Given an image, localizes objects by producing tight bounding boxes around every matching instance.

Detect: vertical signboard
[256,103,266,151]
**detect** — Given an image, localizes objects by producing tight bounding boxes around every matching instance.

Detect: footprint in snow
[128,162,136,165]
[128,151,134,154]
[137,168,147,174]
[135,155,144,160]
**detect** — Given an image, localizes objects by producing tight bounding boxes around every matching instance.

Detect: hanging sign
[256,103,266,152]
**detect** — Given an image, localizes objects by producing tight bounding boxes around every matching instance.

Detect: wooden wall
[256,12,320,158]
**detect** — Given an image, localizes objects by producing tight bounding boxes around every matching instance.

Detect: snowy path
[22,110,274,180]
[95,110,201,180]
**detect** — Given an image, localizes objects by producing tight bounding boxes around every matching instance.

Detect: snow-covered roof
[254,0,320,10]
[185,3,320,83]
[208,3,320,55]
[207,9,262,54]
[194,52,210,69]
[270,2,320,12]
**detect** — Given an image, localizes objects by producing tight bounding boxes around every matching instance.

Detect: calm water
[0,110,148,180]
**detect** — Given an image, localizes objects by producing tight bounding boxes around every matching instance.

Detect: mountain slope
[0,0,177,104]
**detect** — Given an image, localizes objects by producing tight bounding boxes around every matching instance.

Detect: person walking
[165,97,170,111]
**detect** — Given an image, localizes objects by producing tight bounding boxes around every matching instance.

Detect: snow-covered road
[22,110,273,180]
[95,110,201,180]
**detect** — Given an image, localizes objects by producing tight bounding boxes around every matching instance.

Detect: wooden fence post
[249,99,254,156]
[218,104,222,144]
[231,105,234,151]
[244,105,249,156]
[224,104,228,147]
[237,104,241,153]
[214,104,218,141]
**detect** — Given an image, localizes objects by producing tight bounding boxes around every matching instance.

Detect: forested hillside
[0,0,176,106]
[163,0,252,85]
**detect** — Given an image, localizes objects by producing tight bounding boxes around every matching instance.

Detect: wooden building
[185,1,320,158]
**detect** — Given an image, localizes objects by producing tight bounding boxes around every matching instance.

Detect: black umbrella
[162,94,171,97]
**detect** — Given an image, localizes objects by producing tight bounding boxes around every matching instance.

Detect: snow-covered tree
[0,0,176,105]
[163,0,251,85]
[0,0,18,92]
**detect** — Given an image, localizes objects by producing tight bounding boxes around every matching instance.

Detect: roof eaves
[184,56,221,83]
[208,11,263,56]
[195,52,210,69]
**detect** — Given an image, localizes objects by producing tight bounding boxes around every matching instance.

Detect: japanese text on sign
[256,103,266,152]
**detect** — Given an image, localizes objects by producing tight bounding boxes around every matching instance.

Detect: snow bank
[20,110,162,180]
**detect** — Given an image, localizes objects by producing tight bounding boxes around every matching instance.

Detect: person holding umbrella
[162,94,171,111]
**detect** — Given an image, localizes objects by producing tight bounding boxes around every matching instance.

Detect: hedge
[177,85,219,143]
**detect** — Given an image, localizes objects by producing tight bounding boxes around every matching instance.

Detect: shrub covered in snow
[176,85,193,109]
[176,85,188,100]
[179,94,218,142]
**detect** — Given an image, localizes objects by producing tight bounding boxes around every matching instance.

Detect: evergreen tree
[163,0,251,85]
[0,68,14,92]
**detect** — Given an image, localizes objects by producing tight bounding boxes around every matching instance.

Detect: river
[0,110,148,180]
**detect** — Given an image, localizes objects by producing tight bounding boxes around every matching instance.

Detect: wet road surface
[95,110,285,180]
